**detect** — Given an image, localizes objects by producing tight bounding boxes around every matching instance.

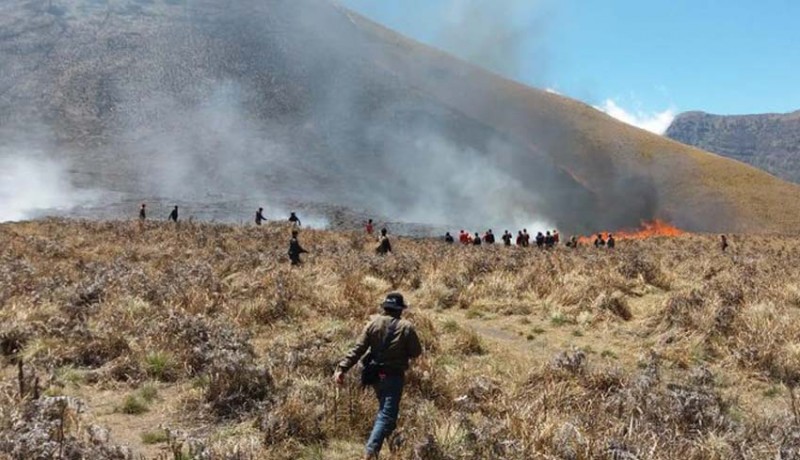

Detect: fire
[579,220,685,244]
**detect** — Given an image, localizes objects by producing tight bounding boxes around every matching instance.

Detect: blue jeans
[365,373,404,456]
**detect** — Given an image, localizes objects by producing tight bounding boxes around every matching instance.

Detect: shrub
[119,395,148,415]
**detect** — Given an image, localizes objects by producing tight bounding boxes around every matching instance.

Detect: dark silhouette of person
[502,230,512,246]
[288,229,308,265]
[168,206,178,222]
[472,232,482,246]
[376,228,392,255]
[484,229,495,244]
[721,235,729,252]
[289,212,301,227]
[545,231,554,249]
[535,232,545,248]
[444,232,454,244]
[139,204,146,221]
[516,231,524,246]
[594,233,606,248]
[255,207,266,226]
[607,234,616,249]
[366,219,374,235]
[522,229,530,247]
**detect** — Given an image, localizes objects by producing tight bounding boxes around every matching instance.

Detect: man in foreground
[334,293,423,459]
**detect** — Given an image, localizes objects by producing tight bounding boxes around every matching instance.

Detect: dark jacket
[376,236,392,255]
[338,314,422,374]
[169,209,178,222]
[288,238,307,256]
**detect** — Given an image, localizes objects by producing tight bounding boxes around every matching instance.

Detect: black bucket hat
[381,293,407,311]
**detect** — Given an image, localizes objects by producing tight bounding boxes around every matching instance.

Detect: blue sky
[341,0,800,132]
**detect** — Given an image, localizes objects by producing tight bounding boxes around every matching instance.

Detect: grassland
[1,219,800,459]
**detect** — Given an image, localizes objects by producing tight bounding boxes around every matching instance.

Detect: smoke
[0,149,94,222]
[595,99,676,135]
[435,0,550,82]
[0,0,658,234]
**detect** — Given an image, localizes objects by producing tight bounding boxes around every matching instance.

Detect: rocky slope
[666,110,800,183]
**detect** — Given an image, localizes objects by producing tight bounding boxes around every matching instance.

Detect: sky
[340,0,800,134]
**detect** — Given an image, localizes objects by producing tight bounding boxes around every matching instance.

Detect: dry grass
[1,218,800,458]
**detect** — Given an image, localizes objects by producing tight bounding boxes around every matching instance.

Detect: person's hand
[333,370,345,386]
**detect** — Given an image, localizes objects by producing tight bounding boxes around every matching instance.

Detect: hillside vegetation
[2,220,800,459]
[3,0,800,231]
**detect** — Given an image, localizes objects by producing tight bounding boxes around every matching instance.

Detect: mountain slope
[2,0,800,232]
[666,110,800,184]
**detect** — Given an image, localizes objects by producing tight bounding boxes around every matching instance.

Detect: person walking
[139,203,146,222]
[376,228,392,255]
[288,229,308,265]
[168,206,179,223]
[501,230,512,246]
[289,212,302,227]
[333,293,423,460]
[255,207,266,226]
[366,219,375,236]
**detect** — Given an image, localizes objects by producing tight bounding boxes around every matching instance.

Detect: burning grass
[1,218,800,458]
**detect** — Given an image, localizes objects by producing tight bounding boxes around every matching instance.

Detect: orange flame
[579,220,685,244]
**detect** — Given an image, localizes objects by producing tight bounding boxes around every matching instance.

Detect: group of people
[138,203,179,223]
[442,228,615,250]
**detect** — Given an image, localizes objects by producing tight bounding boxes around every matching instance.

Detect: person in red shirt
[459,230,469,244]
[366,219,374,235]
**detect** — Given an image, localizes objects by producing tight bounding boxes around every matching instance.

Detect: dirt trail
[432,291,671,369]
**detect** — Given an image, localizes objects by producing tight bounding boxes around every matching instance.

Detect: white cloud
[595,99,676,135]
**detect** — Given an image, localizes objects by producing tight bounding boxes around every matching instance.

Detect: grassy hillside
[3,0,800,232]
[2,220,800,459]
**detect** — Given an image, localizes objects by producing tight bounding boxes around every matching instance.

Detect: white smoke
[0,153,93,222]
[595,99,676,135]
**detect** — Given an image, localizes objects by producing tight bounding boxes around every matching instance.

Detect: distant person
[168,206,179,223]
[472,232,482,246]
[459,230,469,245]
[544,231,554,249]
[288,229,308,265]
[720,234,729,252]
[255,207,266,226]
[607,234,616,249]
[289,212,302,227]
[566,235,579,248]
[501,230,512,246]
[333,293,422,460]
[594,233,606,248]
[553,230,560,245]
[139,203,146,222]
[444,232,454,244]
[376,228,392,255]
[522,229,530,247]
[516,231,524,246]
[535,232,545,249]
[366,219,375,236]
[483,229,495,244]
